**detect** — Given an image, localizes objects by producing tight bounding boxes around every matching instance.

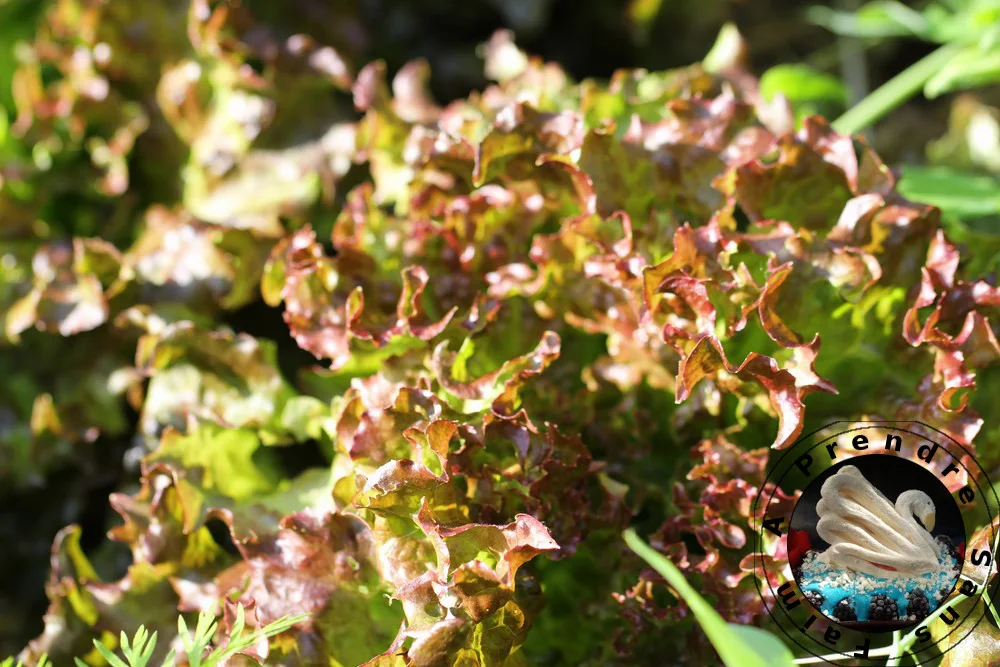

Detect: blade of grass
[623,528,796,667]
[832,42,963,134]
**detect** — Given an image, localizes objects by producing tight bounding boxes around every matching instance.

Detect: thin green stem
[885,630,903,667]
[987,595,1000,631]
[986,525,1000,626]
[832,43,962,135]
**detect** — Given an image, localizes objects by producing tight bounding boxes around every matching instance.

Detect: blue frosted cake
[798,542,959,622]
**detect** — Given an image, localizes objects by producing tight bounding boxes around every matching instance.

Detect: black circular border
[757,424,994,663]
[760,425,984,654]
[760,426,989,660]
[751,421,999,665]
[756,423,993,663]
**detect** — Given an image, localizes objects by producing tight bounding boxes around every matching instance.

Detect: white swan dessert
[814,466,940,578]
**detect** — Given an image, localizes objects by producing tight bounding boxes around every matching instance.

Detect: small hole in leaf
[206,517,240,556]
[733,204,751,232]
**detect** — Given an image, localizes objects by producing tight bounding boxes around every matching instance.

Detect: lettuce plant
[2,3,999,665]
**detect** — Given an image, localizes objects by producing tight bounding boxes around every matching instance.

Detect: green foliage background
[2,1,1000,665]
